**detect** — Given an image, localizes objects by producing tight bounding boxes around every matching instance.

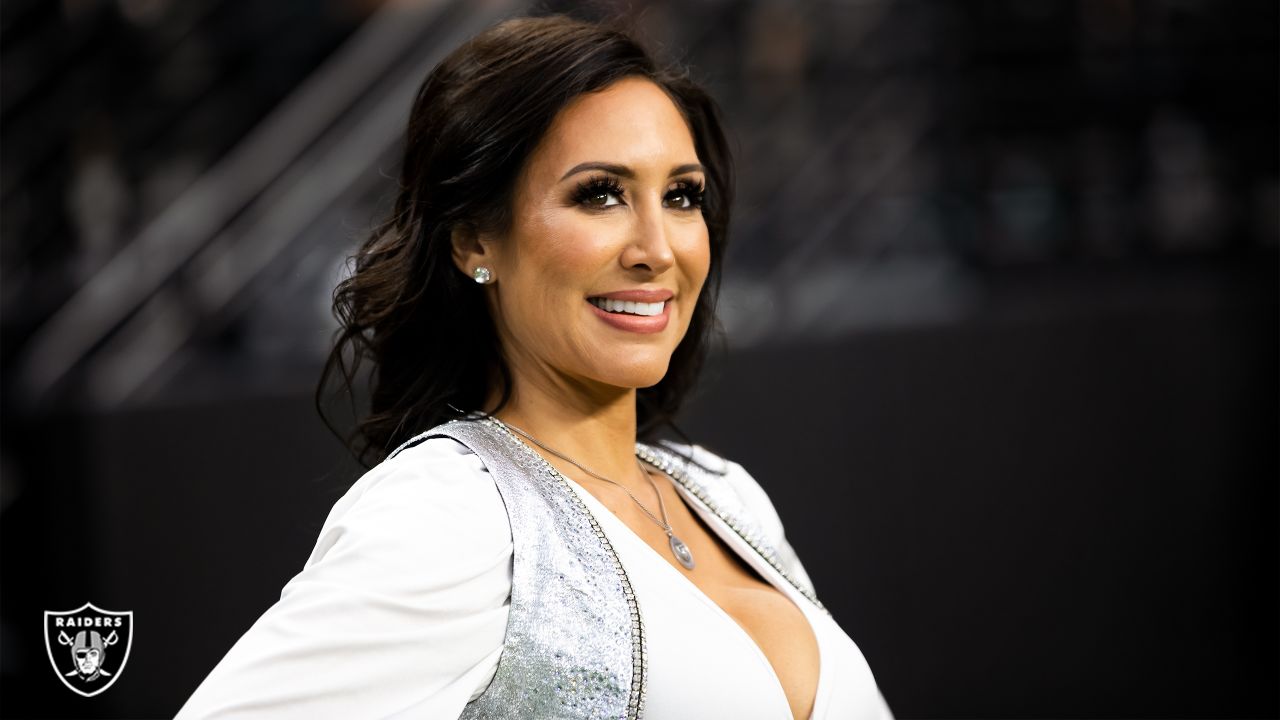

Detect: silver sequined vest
[391,416,825,719]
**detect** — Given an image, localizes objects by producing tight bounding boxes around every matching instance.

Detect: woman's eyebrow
[559,161,705,181]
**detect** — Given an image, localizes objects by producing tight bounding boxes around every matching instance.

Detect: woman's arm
[175,438,512,719]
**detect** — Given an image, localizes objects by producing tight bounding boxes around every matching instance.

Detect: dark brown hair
[316,14,735,468]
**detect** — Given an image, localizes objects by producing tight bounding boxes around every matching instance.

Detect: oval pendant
[669,534,696,570]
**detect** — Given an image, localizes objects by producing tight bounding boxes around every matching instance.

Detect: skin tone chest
[591,467,822,720]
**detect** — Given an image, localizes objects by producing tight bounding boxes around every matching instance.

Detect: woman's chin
[587,360,672,391]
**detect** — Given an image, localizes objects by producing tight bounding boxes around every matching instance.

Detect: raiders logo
[43,602,133,697]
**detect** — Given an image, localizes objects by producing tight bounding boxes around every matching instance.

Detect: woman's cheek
[540,220,601,272]
[681,232,712,292]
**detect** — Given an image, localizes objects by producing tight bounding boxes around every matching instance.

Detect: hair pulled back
[317,14,735,468]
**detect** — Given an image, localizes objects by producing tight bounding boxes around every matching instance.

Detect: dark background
[2,0,1276,717]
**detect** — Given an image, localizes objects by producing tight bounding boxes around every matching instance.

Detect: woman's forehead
[529,77,700,180]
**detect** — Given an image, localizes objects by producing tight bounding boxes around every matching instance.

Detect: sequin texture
[421,418,647,719]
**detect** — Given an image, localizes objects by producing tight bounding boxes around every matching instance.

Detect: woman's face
[462,76,711,399]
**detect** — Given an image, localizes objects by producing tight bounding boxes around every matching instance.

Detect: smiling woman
[456,77,711,398]
[176,14,892,720]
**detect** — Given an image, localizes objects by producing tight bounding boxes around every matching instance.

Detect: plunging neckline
[558,471,827,720]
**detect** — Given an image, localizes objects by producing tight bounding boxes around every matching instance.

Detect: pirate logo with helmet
[44,602,133,697]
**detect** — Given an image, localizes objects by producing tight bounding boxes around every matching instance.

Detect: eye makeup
[571,173,627,208]
[569,174,707,210]
[664,178,705,210]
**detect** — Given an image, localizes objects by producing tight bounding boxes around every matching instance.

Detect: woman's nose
[621,202,676,274]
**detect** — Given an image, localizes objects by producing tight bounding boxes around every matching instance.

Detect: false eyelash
[668,178,706,208]
[571,175,707,209]
[572,175,626,206]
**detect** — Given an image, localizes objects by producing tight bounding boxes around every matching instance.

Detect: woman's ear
[450,223,495,281]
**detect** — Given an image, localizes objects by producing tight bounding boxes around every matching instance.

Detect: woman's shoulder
[177,436,511,719]
[347,434,493,499]
[651,440,787,543]
[654,439,816,590]
[303,436,511,572]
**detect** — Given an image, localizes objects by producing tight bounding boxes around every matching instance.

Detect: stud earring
[472,266,493,284]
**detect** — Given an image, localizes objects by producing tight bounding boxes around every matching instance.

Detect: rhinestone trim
[486,417,648,719]
[635,444,830,615]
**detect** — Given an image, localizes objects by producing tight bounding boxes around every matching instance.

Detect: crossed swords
[57,630,118,677]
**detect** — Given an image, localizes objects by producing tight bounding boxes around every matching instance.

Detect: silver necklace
[502,420,696,570]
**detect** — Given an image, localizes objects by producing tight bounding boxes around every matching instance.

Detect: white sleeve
[175,438,512,720]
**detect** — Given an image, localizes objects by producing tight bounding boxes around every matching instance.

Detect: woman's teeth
[589,298,665,317]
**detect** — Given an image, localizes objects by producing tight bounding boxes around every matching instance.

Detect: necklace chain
[501,420,697,570]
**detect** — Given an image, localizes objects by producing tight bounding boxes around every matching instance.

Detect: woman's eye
[664,182,705,210]
[663,191,692,209]
[574,177,626,209]
[584,190,622,207]
[575,177,703,210]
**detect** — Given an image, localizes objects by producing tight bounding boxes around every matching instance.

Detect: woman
[177,15,892,720]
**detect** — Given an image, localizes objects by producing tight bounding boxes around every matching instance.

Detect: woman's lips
[586,298,670,333]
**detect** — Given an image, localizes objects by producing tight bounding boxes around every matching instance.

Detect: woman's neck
[488,372,643,489]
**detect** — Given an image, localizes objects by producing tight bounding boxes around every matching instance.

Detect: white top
[176,438,893,719]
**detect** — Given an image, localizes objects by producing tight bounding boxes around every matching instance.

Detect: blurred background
[1,0,1275,717]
